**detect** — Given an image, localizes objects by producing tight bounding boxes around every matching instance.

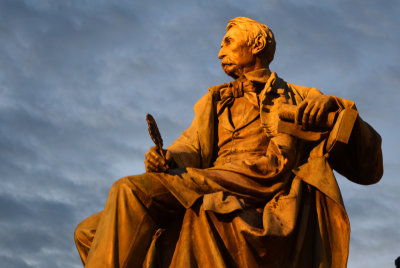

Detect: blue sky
[0,0,399,267]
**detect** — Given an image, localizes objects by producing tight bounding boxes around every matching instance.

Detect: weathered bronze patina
[75,17,383,268]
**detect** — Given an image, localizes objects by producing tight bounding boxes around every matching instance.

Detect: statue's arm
[327,111,383,185]
[166,91,216,169]
[167,118,202,169]
[287,83,383,184]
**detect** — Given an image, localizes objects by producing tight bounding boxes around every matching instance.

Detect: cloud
[0,0,398,267]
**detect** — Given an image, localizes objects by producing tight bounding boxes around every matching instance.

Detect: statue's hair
[227,17,276,65]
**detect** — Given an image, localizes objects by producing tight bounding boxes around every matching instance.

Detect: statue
[74,17,383,267]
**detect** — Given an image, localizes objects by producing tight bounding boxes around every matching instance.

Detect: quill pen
[146,113,169,168]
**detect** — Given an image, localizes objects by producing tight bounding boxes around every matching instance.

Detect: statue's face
[218,26,256,79]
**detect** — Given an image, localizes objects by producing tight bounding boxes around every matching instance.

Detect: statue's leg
[74,211,102,264]
[76,173,183,268]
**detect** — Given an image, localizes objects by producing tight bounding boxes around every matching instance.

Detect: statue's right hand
[144,146,171,173]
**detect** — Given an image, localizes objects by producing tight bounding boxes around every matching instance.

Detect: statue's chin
[222,66,239,79]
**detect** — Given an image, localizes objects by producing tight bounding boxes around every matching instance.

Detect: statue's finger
[308,104,320,127]
[149,150,162,161]
[159,164,169,172]
[147,157,162,169]
[145,161,154,172]
[144,158,153,171]
[302,102,314,130]
[146,147,159,159]
[296,101,307,124]
[315,105,326,124]
[147,160,163,172]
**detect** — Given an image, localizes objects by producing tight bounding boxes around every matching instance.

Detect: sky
[0,0,399,267]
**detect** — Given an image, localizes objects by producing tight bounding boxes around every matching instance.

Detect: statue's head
[218,17,276,79]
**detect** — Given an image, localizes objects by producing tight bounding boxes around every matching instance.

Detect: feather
[146,113,168,165]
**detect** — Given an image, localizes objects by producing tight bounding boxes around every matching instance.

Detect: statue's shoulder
[262,73,321,106]
[287,82,322,103]
[207,83,230,98]
[268,74,305,97]
[274,76,322,104]
[192,83,229,113]
[286,82,312,96]
[194,83,230,107]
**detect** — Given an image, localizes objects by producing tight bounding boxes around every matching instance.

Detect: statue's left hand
[295,95,339,130]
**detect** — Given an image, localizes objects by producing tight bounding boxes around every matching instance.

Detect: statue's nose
[218,48,225,59]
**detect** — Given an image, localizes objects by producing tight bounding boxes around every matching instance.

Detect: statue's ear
[252,35,266,55]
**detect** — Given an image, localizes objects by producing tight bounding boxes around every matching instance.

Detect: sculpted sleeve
[167,118,202,169]
[326,98,383,185]
[286,81,383,185]
[166,91,217,169]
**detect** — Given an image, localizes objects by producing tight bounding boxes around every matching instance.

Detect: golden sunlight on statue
[75,17,383,268]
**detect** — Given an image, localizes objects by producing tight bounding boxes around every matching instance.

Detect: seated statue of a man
[75,17,383,268]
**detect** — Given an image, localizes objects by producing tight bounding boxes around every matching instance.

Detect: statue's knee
[110,176,132,193]
[110,174,150,194]
[74,221,86,245]
[74,212,101,246]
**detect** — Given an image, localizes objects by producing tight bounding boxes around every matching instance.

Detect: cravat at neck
[222,77,263,98]
[217,77,264,115]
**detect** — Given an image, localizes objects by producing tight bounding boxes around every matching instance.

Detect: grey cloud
[0,255,30,268]
[0,193,78,268]
[0,0,398,267]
